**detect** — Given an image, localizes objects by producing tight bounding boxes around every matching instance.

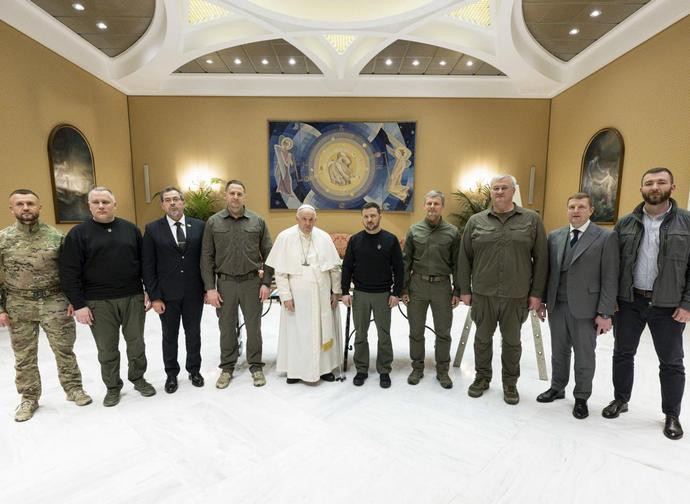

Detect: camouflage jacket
[0,220,64,311]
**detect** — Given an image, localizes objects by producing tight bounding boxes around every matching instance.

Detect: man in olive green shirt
[402,190,461,389]
[457,174,548,405]
[201,180,273,389]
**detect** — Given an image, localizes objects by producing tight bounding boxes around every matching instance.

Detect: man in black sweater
[60,187,156,407]
[341,202,404,388]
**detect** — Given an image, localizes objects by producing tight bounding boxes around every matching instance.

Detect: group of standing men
[0,169,687,441]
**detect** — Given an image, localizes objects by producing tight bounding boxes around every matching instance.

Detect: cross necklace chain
[299,234,312,266]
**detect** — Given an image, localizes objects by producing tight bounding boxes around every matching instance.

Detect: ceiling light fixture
[412,59,420,66]
[96,21,108,30]
[261,58,269,65]
[569,27,580,35]
[288,58,296,65]
[590,9,602,18]
[439,60,447,66]
[205,59,214,64]
[233,58,242,65]
[385,58,393,66]
[466,60,474,67]
[72,2,85,11]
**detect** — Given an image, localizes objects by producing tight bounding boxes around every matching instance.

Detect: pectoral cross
[302,259,309,266]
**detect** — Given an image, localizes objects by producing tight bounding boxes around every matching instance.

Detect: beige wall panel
[128,96,550,238]
[544,16,690,231]
[0,21,133,232]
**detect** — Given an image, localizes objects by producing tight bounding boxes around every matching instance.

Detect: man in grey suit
[536,192,618,419]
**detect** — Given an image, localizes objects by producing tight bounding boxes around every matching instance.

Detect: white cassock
[265,225,342,382]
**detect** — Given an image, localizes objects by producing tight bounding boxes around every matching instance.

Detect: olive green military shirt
[457,205,548,299]
[0,220,64,312]
[402,217,460,294]
[200,207,273,290]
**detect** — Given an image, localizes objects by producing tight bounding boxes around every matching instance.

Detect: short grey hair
[296,204,316,216]
[490,174,517,188]
[424,190,445,205]
[88,186,115,201]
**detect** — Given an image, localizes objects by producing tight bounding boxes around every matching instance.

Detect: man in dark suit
[536,192,618,419]
[143,187,205,393]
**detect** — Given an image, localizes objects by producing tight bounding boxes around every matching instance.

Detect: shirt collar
[166,215,186,227]
[642,204,672,220]
[569,220,590,234]
[222,206,248,220]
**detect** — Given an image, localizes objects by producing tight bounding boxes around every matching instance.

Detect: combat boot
[133,379,156,397]
[407,369,424,385]
[66,388,93,406]
[251,370,266,387]
[503,385,520,405]
[468,377,490,398]
[103,389,121,407]
[216,370,233,389]
[436,372,453,389]
[14,399,38,422]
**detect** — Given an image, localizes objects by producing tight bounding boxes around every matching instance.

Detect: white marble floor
[0,303,688,504]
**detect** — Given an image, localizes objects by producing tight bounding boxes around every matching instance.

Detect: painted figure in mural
[274,136,296,198]
[583,156,616,208]
[328,151,354,186]
[387,146,411,202]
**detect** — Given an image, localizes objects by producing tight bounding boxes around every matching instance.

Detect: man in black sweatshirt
[60,187,156,407]
[341,202,403,388]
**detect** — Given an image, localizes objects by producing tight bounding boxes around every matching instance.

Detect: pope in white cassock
[265,205,343,384]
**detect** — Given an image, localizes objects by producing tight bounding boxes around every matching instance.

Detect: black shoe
[286,378,301,384]
[189,373,204,387]
[573,399,589,419]
[164,376,178,394]
[602,399,628,419]
[380,373,391,389]
[536,388,565,403]
[353,372,368,386]
[320,373,335,382]
[664,415,684,440]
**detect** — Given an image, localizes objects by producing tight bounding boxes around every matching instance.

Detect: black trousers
[160,295,203,376]
[613,293,686,417]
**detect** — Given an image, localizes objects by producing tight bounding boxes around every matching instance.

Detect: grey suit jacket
[544,223,619,319]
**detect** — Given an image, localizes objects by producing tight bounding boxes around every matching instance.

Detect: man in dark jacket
[143,187,205,394]
[602,167,690,440]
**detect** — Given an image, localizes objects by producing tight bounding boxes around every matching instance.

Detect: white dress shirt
[166,215,186,245]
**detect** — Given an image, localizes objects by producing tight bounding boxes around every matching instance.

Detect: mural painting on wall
[579,127,624,224]
[47,124,96,223]
[269,121,416,211]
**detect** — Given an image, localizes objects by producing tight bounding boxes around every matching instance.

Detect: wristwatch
[598,313,611,319]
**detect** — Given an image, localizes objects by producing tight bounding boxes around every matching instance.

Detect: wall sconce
[528,165,536,205]
[143,164,151,203]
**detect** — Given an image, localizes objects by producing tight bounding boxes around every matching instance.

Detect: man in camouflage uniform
[0,189,91,422]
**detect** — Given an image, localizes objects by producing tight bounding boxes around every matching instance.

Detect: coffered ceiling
[2,0,688,97]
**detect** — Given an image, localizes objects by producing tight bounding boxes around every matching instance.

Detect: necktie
[175,222,186,250]
[570,229,580,247]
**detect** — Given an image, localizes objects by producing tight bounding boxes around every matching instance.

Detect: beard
[642,188,672,205]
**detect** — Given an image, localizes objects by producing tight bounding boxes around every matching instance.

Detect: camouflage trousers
[6,293,84,401]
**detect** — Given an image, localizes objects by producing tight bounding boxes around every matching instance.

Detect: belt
[218,271,258,282]
[5,286,62,300]
[414,273,449,283]
[633,288,653,299]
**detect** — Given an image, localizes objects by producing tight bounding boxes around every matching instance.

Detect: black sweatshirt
[59,218,143,309]
[341,229,404,296]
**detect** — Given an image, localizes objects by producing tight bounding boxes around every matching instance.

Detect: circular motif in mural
[307,131,376,202]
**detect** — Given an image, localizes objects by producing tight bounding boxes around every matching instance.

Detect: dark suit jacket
[142,216,205,301]
[544,222,619,319]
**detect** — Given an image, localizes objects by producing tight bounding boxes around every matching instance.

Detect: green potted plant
[449,183,491,234]
[182,177,224,221]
